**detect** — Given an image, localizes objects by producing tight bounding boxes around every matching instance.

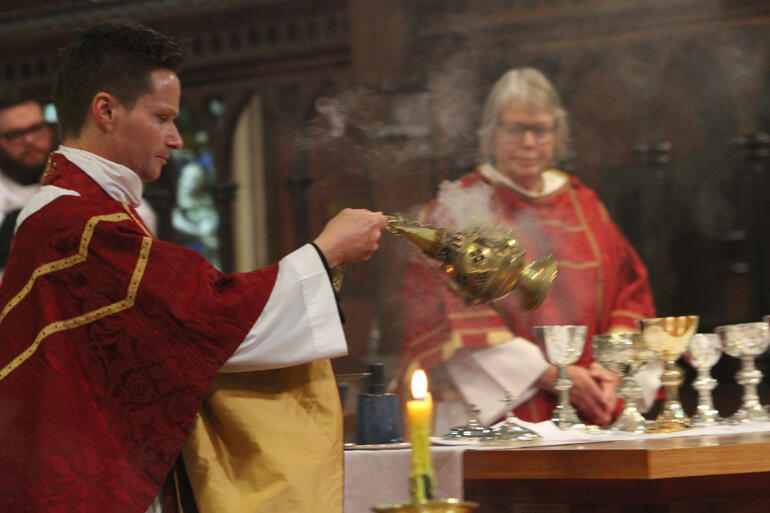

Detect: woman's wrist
[535,364,558,392]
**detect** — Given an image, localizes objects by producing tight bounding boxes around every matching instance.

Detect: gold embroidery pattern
[540,219,586,232]
[611,309,646,320]
[39,154,55,184]
[567,186,605,314]
[121,203,153,238]
[408,322,449,348]
[558,261,600,270]
[403,325,514,383]
[0,215,153,381]
[448,309,500,320]
[0,213,129,325]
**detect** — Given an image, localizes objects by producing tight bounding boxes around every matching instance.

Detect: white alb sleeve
[633,360,663,412]
[220,243,348,372]
[445,337,549,425]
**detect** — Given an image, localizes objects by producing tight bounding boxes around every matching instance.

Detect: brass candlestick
[386,215,557,308]
[371,499,479,513]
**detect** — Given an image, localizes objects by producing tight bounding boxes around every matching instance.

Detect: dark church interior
[1,1,769,511]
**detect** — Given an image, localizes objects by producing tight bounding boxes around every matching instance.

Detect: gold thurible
[386,214,557,309]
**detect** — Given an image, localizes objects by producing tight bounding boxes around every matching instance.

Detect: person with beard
[0,91,158,280]
[0,91,54,271]
[0,19,387,513]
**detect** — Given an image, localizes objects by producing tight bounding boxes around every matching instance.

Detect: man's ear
[92,92,119,131]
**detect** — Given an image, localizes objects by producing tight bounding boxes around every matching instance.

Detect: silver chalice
[685,333,723,425]
[533,325,588,430]
[592,332,654,433]
[715,322,770,423]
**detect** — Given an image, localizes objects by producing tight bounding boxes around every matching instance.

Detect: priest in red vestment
[0,20,386,513]
[397,68,657,433]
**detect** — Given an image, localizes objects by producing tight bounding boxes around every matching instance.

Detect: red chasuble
[0,154,278,513]
[397,168,655,422]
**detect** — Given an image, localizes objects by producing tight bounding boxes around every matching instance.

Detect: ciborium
[386,215,557,308]
[592,333,654,433]
[638,316,698,433]
[480,390,541,444]
[715,322,770,423]
[443,404,492,440]
[533,325,588,430]
[685,334,723,425]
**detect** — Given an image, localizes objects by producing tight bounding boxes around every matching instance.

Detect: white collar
[0,172,40,212]
[479,163,567,198]
[55,145,143,207]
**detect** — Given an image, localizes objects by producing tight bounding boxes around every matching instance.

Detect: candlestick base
[371,499,479,512]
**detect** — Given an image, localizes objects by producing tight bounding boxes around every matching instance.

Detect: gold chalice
[386,215,557,308]
[638,316,698,433]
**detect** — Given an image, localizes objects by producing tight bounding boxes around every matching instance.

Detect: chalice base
[647,400,692,433]
[481,420,541,445]
[611,407,647,434]
[692,405,721,426]
[729,403,770,423]
[371,499,479,512]
[551,404,586,430]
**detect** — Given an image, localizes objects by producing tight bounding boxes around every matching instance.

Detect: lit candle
[407,369,435,503]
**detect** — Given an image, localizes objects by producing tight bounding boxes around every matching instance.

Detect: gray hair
[478,68,569,164]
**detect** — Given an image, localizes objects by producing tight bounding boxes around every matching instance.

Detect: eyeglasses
[0,121,49,146]
[496,122,554,144]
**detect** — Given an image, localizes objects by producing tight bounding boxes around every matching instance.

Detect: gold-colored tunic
[183,359,343,513]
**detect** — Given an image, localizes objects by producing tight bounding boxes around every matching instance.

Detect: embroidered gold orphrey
[0,212,152,381]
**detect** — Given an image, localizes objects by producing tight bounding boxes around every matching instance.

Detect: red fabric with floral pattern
[0,154,278,512]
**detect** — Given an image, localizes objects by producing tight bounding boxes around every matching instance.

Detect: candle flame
[411,369,428,400]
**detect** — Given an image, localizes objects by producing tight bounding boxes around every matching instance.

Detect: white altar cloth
[343,420,770,512]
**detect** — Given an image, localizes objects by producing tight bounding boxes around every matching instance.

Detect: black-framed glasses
[497,122,554,144]
[0,121,49,145]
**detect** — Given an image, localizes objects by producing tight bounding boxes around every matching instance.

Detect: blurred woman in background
[397,68,657,432]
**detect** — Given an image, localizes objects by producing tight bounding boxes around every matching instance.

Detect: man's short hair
[0,89,40,114]
[53,19,189,139]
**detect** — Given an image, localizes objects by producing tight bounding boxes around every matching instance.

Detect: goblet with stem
[715,322,770,423]
[638,316,698,433]
[685,333,723,425]
[592,332,654,433]
[533,325,588,430]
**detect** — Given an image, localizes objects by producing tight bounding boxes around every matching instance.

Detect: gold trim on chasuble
[39,153,56,184]
[0,213,153,381]
[402,313,515,384]
[122,203,153,237]
[565,186,604,315]
[611,309,646,320]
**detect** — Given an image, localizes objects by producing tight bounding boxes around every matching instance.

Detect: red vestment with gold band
[397,168,655,422]
[0,154,278,512]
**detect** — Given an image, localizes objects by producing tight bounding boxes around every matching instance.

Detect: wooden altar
[463,431,770,513]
